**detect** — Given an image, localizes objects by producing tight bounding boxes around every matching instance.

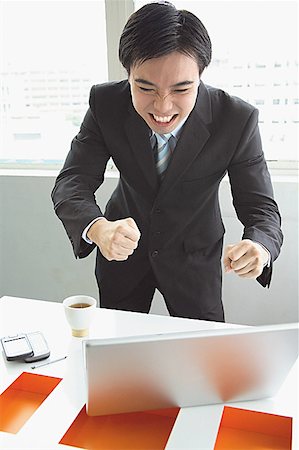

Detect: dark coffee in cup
[70,303,91,308]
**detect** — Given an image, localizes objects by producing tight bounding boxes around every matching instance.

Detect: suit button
[151,250,159,258]
[155,209,161,214]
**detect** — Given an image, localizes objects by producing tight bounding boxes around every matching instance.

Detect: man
[52,1,283,321]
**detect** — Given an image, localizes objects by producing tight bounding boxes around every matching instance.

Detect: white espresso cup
[63,295,97,337]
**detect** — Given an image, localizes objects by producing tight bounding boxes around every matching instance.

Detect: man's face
[129,51,200,134]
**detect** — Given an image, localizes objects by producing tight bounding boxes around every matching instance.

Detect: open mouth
[150,113,178,127]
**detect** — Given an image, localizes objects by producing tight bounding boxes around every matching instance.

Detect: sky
[1,0,107,72]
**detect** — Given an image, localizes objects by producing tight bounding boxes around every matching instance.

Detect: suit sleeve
[51,86,111,258]
[228,108,283,287]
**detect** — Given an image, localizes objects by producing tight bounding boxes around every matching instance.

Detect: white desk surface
[0,296,298,450]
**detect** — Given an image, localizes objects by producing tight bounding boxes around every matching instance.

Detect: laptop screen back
[83,323,298,416]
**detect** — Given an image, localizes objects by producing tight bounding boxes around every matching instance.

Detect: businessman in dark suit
[52,2,283,321]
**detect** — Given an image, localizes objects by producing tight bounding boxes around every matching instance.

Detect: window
[0,0,107,166]
[135,0,298,162]
[1,0,297,167]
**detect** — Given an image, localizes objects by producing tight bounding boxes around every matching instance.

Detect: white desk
[0,296,298,449]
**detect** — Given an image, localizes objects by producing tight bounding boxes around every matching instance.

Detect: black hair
[119,1,211,75]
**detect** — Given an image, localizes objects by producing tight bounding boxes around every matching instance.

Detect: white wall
[0,172,298,325]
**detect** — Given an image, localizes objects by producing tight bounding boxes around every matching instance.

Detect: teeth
[153,114,173,123]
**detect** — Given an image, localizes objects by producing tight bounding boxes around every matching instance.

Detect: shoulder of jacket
[88,80,130,116]
[92,80,130,98]
[205,83,256,114]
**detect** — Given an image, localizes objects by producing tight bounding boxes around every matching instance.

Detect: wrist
[87,218,108,243]
[253,241,270,267]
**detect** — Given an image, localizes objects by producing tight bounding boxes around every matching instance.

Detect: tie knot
[155,133,172,148]
[155,133,176,151]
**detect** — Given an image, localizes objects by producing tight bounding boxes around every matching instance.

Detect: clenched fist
[87,217,141,261]
[223,239,269,279]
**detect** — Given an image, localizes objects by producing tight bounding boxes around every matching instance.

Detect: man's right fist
[87,217,141,261]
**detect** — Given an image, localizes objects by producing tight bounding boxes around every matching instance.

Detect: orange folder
[214,406,292,450]
[0,372,62,434]
[60,406,180,450]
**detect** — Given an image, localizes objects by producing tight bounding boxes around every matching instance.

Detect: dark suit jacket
[52,81,283,320]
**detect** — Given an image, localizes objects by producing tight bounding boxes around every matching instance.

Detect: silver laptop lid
[83,323,298,416]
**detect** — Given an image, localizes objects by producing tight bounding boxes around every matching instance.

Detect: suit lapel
[124,104,159,192]
[156,82,212,199]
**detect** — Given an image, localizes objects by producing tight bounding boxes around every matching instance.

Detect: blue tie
[152,133,176,178]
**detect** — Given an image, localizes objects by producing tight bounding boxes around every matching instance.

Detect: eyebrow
[134,78,194,88]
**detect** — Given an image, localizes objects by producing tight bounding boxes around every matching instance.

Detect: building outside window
[0,0,108,167]
[0,0,298,167]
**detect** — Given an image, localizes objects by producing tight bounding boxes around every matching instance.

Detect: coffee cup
[63,295,97,337]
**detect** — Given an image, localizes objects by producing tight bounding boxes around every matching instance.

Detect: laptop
[83,323,298,416]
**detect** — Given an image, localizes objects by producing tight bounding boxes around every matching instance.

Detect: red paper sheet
[214,406,292,450]
[60,406,180,450]
[0,372,62,433]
